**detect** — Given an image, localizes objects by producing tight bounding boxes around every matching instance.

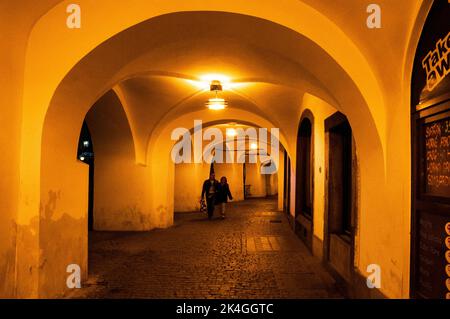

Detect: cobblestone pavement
[71,198,343,299]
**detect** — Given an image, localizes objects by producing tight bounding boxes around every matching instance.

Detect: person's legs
[221,203,226,218]
[207,197,215,219]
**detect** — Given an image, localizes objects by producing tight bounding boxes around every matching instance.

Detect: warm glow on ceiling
[186,73,246,91]
[200,74,231,85]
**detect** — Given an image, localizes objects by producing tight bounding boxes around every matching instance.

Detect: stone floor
[70,198,343,299]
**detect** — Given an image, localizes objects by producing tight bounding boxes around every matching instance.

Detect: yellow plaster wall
[86,91,153,231]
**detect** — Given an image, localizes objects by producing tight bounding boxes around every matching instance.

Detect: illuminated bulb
[80,156,85,161]
[250,142,258,150]
[206,98,227,110]
[83,141,89,147]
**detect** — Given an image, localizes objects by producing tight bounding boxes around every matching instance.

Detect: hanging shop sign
[412,0,450,109]
[422,31,450,92]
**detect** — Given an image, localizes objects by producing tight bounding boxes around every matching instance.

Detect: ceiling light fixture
[206,80,227,110]
[207,98,227,110]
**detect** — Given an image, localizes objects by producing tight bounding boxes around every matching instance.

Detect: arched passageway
[173,121,283,213]
[24,10,387,298]
[0,0,435,299]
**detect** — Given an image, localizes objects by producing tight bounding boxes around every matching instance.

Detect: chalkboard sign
[424,116,450,197]
[416,211,449,299]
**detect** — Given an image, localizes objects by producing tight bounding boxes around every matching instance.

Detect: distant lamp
[210,80,223,91]
[83,141,89,147]
[79,156,85,161]
[250,142,258,150]
[226,128,237,137]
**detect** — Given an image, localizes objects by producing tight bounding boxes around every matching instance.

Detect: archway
[295,111,314,251]
[76,122,94,231]
[19,9,386,297]
[170,118,285,214]
[323,111,358,290]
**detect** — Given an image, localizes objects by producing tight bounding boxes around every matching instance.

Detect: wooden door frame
[295,110,315,250]
[323,112,358,285]
[283,149,291,215]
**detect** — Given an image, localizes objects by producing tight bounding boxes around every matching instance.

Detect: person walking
[201,172,220,220]
[217,176,233,219]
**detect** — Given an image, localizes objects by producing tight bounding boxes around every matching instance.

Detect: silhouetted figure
[217,176,233,219]
[201,172,220,220]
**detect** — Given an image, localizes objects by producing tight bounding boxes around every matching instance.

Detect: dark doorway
[295,115,314,250]
[283,149,291,215]
[77,121,95,231]
[324,112,356,285]
[243,163,249,199]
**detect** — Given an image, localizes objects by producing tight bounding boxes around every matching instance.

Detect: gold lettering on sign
[422,31,450,91]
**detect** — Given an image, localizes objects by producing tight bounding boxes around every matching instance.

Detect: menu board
[424,116,450,197]
[416,212,450,299]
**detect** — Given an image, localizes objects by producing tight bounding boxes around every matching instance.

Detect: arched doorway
[295,112,314,250]
[324,111,357,290]
[77,122,94,231]
[410,0,450,299]
[172,120,283,213]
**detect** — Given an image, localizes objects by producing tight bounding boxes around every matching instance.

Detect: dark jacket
[201,179,220,199]
[217,183,233,203]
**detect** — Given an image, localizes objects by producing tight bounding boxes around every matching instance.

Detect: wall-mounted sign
[422,31,450,92]
[412,0,450,108]
[423,116,450,197]
[411,0,450,300]
[415,211,450,298]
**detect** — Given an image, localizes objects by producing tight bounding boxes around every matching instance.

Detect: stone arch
[170,118,283,212]
[152,109,288,218]
[18,5,388,297]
